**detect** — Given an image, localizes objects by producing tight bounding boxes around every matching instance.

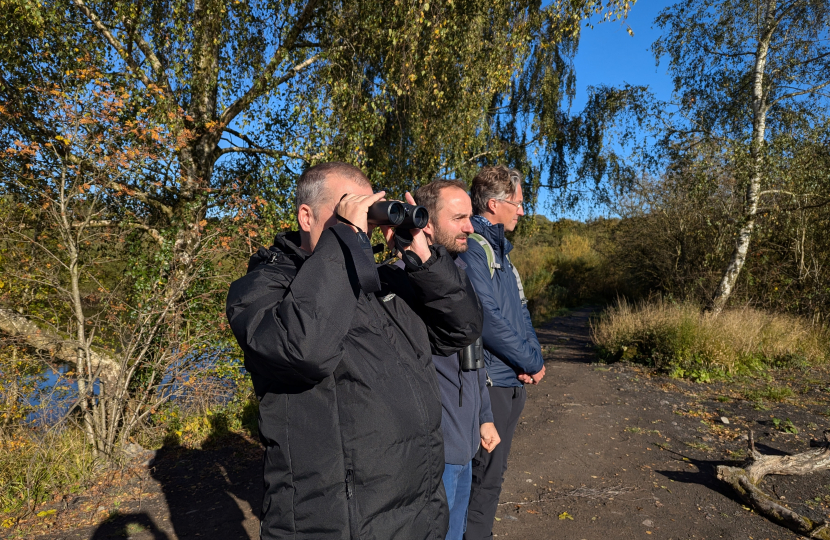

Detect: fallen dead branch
[717,430,830,539]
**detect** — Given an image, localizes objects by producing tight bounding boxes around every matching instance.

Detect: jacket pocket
[345,469,360,539]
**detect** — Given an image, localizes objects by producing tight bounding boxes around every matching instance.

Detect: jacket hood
[471,215,513,257]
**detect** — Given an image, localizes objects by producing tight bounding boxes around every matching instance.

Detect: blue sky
[537,1,675,220]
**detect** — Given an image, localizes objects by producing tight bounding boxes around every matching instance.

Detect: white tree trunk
[709,0,775,316]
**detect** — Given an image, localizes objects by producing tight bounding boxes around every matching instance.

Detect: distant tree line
[579,0,830,320]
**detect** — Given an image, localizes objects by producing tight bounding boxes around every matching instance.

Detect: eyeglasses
[494,199,523,209]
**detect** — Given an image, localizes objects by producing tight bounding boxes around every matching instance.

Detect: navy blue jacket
[459,216,544,388]
[432,353,493,465]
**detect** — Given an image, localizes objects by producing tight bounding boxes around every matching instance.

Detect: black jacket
[226,225,482,540]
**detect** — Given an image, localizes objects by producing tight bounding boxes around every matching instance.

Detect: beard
[433,226,468,255]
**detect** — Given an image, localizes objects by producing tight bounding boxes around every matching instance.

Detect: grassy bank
[591,299,829,381]
[0,428,100,526]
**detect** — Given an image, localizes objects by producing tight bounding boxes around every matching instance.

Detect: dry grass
[0,427,100,524]
[591,298,829,379]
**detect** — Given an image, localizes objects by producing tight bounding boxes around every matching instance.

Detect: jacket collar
[471,215,512,257]
[245,230,306,272]
[272,230,308,260]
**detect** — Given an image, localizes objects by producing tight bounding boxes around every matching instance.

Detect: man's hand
[336,191,387,233]
[382,191,432,262]
[518,365,546,385]
[480,422,500,453]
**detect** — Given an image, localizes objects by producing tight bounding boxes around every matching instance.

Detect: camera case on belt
[459,336,484,371]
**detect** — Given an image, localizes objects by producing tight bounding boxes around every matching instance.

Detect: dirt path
[32,307,830,539]
[492,306,823,540]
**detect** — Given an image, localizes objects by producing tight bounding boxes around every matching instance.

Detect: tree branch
[106,181,174,219]
[123,22,174,97]
[218,0,321,127]
[758,189,801,198]
[0,308,120,383]
[70,0,155,90]
[269,52,324,88]
[72,219,163,244]
[702,44,755,58]
[222,127,266,150]
[215,146,320,161]
[769,80,830,108]
[717,430,830,539]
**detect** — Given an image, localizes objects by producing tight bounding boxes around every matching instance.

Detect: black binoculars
[459,337,484,371]
[367,201,429,230]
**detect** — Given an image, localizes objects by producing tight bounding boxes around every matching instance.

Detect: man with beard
[413,180,500,540]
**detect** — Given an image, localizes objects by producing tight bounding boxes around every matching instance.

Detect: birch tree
[654,0,830,315]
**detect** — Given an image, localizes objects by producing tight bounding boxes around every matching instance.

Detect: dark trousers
[464,385,526,540]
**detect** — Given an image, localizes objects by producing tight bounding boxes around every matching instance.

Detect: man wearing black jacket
[226,162,483,540]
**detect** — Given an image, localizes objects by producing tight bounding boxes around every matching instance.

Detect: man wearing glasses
[459,165,546,539]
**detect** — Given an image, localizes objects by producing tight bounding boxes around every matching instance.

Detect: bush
[511,218,622,323]
[141,374,259,450]
[591,298,829,380]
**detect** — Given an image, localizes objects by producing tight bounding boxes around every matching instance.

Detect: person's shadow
[91,413,263,539]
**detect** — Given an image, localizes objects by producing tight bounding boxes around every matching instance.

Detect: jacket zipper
[345,469,360,538]
[345,469,355,499]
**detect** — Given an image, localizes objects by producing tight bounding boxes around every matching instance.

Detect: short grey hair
[296,162,370,215]
[470,165,522,215]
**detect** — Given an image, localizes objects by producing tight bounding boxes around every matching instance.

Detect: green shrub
[591,298,829,380]
[144,376,259,450]
[511,229,614,324]
[744,385,795,402]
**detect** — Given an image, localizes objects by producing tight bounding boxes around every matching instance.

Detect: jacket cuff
[404,245,442,272]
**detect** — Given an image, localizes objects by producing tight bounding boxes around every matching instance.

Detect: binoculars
[459,337,484,371]
[367,201,429,230]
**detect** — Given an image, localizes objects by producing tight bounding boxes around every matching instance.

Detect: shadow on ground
[654,450,739,502]
[90,417,263,540]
